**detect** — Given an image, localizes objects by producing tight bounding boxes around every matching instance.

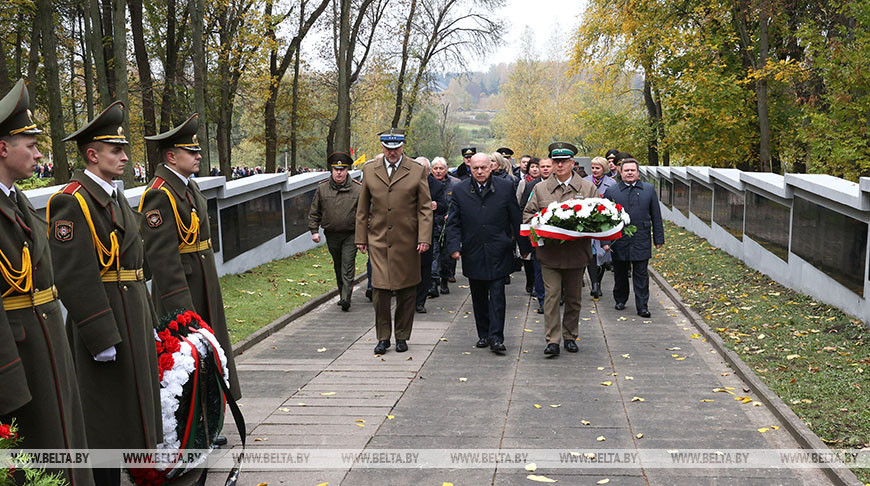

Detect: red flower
[158,353,175,372]
[560,204,569,210]
[573,204,582,212]
[0,424,13,439]
[157,329,171,342]
[615,203,623,211]
[163,336,181,354]
[168,320,179,331]
[155,342,164,354]
[596,204,606,213]
[541,208,547,214]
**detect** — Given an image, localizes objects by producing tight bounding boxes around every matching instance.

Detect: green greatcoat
[139,164,240,400]
[0,189,93,486]
[47,170,162,450]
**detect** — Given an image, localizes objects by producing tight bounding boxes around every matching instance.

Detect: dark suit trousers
[612,259,650,311]
[469,277,506,344]
[373,286,416,341]
[416,247,434,307]
[326,231,356,304]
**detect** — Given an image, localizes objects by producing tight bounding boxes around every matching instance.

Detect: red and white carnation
[521,197,636,246]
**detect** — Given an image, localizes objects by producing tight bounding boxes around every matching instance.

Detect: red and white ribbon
[520,222,624,246]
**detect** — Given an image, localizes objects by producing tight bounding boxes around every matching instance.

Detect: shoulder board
[152,177,166,190]
[61,181,82,195]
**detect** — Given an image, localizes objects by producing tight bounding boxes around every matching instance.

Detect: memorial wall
[641,166,870,323]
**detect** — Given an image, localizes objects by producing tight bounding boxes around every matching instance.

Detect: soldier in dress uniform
[0,79,93,486]
[308,152,361,312]
[452,146,476,180]
[48,101,162,486]
[138,114,241,415]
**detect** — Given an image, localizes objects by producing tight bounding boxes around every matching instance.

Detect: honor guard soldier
[0,80,93,486]
[139,114,241,413]
[48,101,162,486]
[452,146,476,180]
[308,152,360,311]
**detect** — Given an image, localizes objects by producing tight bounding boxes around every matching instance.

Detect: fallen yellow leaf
[631,397,645,402]
[459,377,467,382]
[596,436,606,441]
[317,347,327,353]
[636,433,644,439]
[690,333,701,339]
[534,404,542,409]
[550,404,561,408]
[712,388,735,395]
[386,415,395,419]
[581,420,591,425]
[526,475,557,483]
[621,354,631,359]
[257,483,268,486]
[320,392,336,396]
[786,354,801,360]
[700,399,714,402]
[356,419,365,423]
[625,376,634,380]
[355,423,365,427]
[315,483,329,486]
[675,357,687,361]
[525,463,537,472]
[600,381,612,386]
[597,479,610,485]
[524,329,534,332]
[442,483,453,486]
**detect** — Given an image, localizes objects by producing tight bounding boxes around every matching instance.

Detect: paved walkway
[210,269,834,486]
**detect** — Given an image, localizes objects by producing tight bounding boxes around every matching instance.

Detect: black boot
[428,279,440,298]
[591,281,601,298]
[440,277,450,294]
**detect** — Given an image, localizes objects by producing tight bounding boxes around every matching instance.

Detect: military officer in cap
[308,152,360,311]
[452,146,476,180]
[496,147,518,179]
[355,128,432,355]
[138,114,241,414]
[0,80,93,486]
[48,101,162,486]
[522,142,599,356]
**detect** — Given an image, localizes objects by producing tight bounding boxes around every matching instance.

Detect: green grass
[220,245,367,345]
[652,221,869,482]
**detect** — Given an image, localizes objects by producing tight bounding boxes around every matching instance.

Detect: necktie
[8,190,17,204]
[389,164,397,180]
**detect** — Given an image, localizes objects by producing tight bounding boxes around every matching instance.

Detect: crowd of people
[308,127,665,357]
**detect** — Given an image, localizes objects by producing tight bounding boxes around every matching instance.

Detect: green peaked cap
[548,141,578,159]
[144,113,201,151]
[63,101,128,146]
[0,79,42,137]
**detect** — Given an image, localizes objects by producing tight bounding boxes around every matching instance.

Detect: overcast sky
[475,0,587,68]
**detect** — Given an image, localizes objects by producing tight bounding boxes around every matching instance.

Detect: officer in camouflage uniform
[0,79,93,486]
[138,114,241,411]
[308,152,360,311]
[48,101,162,486]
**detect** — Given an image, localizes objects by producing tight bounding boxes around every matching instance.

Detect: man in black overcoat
[446,153,521,352]
[602,158,665,317]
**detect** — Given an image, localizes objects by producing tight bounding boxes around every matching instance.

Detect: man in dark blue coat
[447,153,521,352]
[602,158,665,318]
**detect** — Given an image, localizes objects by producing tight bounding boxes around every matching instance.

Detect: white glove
[93,346,117,362]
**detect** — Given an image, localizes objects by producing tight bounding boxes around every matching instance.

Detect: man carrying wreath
[522,142,598,356]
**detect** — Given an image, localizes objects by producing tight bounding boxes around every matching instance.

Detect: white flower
[621,212,631,224]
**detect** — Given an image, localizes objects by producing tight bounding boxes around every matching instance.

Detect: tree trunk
[36,0,70,184]
[26,15,40,93]
[335,0,352,153]
[290,45,300,175]
[129,0,159,177]
[757,2,771,172]
[0,38,10,94]
[391,0,417,127]
[264,0,278,173]
[87,0,110,106]
[15,11,24,78]
[190,0,210,175]
[642,73,660,166]
[159,0,178,132]
[112,0,133,186]
[78,7,95,120]
[101,0,116,97]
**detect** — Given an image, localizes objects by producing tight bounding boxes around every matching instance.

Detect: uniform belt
[101,268,145,282]
[179,239,212,254]
[2,285,58,311]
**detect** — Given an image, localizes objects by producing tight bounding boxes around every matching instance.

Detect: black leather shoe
[395,340,408,352]
[214,435,228,446]
[428,282,439,298]
[564,340,578,353]
[490,341,506,353]
[416,305,426,313]
[536,304,544,314]
[374,340,389,354]
[475,338,488,348]
[591,282,601,298]
[440,278,450,294]
[341,300,351,312]
[638,309,651,318]
[365,289,372,301]
[544,343,560,355]
[336,299,343,306]
[615,302,626,311]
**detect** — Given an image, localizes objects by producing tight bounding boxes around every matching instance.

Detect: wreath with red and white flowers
[129,310,229,486]
[520,197,637,247]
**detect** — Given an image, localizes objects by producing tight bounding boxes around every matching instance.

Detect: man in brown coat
[355,129,432,354]
[49,102,162,486]
[523,142,599,356]
[0,79,93,486]
[308,152,360,311]
[138,114,241,412]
